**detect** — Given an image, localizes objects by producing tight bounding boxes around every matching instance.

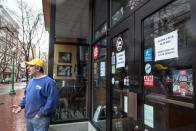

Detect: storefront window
[143,0,194,130]
[112,0,143,26]
[51,45,88,123]
[111,31,130,131]
[92,38,107,130]
[95,23,107,40]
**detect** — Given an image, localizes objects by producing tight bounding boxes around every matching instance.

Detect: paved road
[0,82,26,131]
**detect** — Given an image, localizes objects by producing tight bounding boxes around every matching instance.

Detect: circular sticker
[145,63,151,74]
[116,37,123,51]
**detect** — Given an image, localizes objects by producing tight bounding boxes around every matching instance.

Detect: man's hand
[10,105,22,114]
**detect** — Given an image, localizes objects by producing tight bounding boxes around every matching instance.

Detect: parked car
[1,78,11,84]
[21,77,27,82]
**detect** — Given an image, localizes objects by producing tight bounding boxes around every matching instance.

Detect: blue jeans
[26,116,50,131]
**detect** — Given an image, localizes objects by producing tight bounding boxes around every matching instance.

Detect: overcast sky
[2,0,49,55]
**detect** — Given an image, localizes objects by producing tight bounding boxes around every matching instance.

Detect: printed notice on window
[144,104,154,128]
[116,51,125,68]
[100,62,105,76]
[154,30,178,61]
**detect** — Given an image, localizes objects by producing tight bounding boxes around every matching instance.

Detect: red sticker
[144,75,154,87]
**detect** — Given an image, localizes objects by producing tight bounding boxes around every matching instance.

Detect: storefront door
[135,0,196,130]
[109,16,140,131]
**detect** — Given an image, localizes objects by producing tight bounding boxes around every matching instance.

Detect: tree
[0,5,19,82]
[9,0,46,80]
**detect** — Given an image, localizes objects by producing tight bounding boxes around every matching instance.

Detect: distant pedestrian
[11,58,59,131]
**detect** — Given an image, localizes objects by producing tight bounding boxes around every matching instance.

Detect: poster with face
[172,69,193,98]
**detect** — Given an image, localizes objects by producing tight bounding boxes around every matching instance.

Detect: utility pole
[9,51,16,95]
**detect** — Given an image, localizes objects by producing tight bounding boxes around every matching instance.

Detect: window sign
[145,63,151,74]
[144,48,152,62]
[112,52,116,65]
[172,69,193,98]
[116,51,125,68]
[144,104,154,128]
[112,65,116,74]
[154,30,178,61]
[93,45,99,60]
[100,62,106,76]
[124,96,128,113]
[144,75,154,87]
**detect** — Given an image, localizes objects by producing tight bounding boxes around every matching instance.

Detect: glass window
[51,45,89,122]
[92,38,107,131]
[111,31,130,131]
[94,0,107,40]
[94,0,107,30]
[143,0,192,100]
[111,0,144,26]
[143,0,194,130]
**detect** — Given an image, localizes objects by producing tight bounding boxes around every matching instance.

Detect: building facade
[0,5,19,83]
[43,0,196,130]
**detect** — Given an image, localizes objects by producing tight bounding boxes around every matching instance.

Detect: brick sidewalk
[0,89,26,131]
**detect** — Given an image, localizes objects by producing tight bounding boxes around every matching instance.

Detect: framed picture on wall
[57,65,72,77]
[58,52,72,63]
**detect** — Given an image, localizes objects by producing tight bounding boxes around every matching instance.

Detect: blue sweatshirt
[19,75,59,118]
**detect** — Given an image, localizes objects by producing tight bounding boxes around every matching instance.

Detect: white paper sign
[124,96,128,113]
[116,51,125,68]
[100,62,105,76]
[154,30,178,61]
[144,104,154,128]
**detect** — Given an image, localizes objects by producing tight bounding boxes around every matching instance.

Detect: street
[0,82,26,131]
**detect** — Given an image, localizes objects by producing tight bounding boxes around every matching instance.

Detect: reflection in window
[112,0,143,25]
[143,0,192,99]
[143,0,194,130]
[111,31,129,131]
[95,23,107,40]
[92,38,107,131]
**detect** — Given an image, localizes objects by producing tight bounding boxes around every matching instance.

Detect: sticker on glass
[112,65,116,74]
[116,36,123,52]
[154,30,178,61]
[112,52,115,65]
[145,63,151,74]
[144,48,152,62]
[144,75,153,87]
[100,62,105,77]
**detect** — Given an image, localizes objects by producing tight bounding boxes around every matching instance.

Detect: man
[11,58,59,131]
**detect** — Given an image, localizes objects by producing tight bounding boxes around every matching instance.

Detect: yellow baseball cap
[25,58,45,68]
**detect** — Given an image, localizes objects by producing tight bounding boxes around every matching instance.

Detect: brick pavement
[0,89,26,131]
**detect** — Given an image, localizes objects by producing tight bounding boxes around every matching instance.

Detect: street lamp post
[9,50,16,95]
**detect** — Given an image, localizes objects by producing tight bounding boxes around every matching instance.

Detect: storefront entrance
[108,0,195,130]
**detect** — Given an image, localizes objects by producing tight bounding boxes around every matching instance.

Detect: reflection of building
[43,0,196,131]
[0,5,19,83]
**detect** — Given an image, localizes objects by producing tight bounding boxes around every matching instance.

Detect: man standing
[11,58,59,131]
